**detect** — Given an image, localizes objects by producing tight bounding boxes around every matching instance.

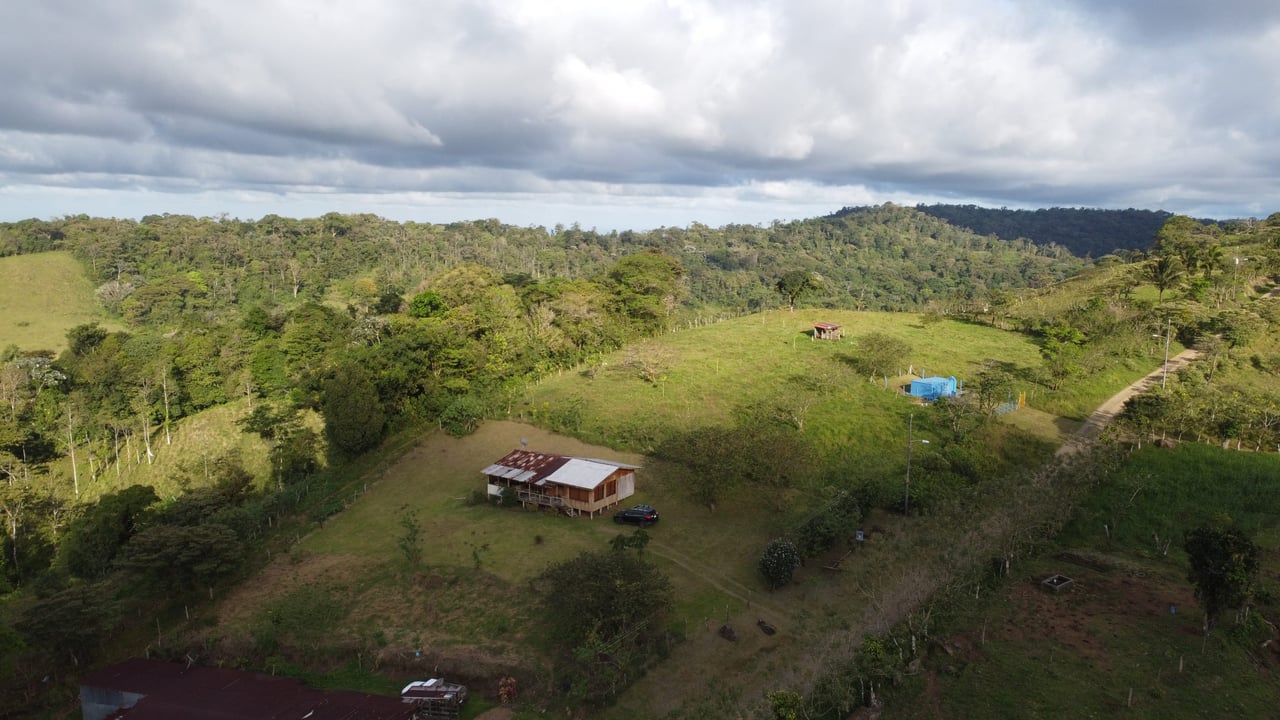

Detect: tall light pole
[905,414,929,515]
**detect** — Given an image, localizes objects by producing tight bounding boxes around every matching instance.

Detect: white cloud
[0,0,1275,224]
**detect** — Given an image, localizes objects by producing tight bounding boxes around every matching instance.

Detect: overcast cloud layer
[1,0,1277,229]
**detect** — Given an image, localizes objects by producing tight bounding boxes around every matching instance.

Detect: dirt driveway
[1057,348,1200,455]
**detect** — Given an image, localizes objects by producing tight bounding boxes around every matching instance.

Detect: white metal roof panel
[579,457,642,470]
[545,458,618,490]
[481,464,536,483]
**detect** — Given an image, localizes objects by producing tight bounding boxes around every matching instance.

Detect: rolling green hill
[2,209,1278,719]
[525,308,1051,458]
[0,251,119,353]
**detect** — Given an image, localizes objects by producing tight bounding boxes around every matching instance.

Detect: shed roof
[81,658,413,720]
[813,322,841,330]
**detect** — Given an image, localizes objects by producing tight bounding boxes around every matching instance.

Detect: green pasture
[885,444,1280,720]
[1059,444,1280,558]
[0,251,119,353]
[524,309,1047,456]
[299,420,789,604]
[219,309,1198,714]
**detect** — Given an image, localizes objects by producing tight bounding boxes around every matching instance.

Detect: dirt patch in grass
[985,563,1198,669]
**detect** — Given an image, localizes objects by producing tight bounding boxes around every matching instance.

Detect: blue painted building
[907,376,961,401]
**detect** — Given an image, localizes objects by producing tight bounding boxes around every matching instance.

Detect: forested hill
[903,204,1176,258]
[0,204,1083,317]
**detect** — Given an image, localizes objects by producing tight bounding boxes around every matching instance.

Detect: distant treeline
[907,204,1179,258]
[0,205,1084,314]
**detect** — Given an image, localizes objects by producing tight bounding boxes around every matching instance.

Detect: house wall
[559,469,637,516]
[617,471,635,500]
[487,469,638,517]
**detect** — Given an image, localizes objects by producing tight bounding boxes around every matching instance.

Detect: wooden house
[482,449,638,517]
[813,322,843,340]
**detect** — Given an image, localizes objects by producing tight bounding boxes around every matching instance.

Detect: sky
[1,0,1278,231]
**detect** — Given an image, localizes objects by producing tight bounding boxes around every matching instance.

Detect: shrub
[759,539,802,590]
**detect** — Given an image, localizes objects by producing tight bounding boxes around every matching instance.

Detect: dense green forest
[911,203,1192,258]
[1,205,1279,717]
[0,205,1083,316]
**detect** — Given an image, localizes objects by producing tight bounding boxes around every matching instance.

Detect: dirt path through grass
[643,539,789,623]
[1057,348,1200,455]
[612,351,1208,717]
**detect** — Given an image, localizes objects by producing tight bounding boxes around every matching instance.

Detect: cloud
[0,0,1276,226]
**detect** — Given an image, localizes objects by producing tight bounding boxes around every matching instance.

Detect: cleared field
[221,420,1061,718]
[524,308,1050,460]
[208,310,1176,716]
[0,251,120,352]
[885,444,1280,720]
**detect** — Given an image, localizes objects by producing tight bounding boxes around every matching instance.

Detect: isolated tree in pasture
[759,538,802,590]
[237,404,319,486]
[969,361,1016,417]
[534,550,673,702]
[849,332,912,379]
[397,508,422,568]
[1184,522,1259,632]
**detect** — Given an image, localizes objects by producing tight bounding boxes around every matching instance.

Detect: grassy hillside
[524,308,1052,458]
[0,251,119,353]
[174,304,1247,718]
[885,444,1280,720]
[195,310,1090,717]
[67,399,279,503]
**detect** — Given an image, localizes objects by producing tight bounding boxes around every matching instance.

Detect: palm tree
[1145,255,1185,304]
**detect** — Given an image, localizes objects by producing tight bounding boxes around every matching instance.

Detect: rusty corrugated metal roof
[481,450,639,491]
[81,658,414,720]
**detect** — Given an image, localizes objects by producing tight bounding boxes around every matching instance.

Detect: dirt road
[1056,347,1200,455]
[613,350,1206,718]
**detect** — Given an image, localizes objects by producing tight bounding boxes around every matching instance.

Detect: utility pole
[905,414,914,515]
[1160,317,1171,389]
[905,413,929,515]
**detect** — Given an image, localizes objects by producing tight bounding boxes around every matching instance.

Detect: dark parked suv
[613,504,660,526]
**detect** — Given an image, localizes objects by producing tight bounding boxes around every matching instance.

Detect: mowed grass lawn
[0,251,120,352]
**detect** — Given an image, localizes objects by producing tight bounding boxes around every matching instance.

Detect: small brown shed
[813,322,843,340]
